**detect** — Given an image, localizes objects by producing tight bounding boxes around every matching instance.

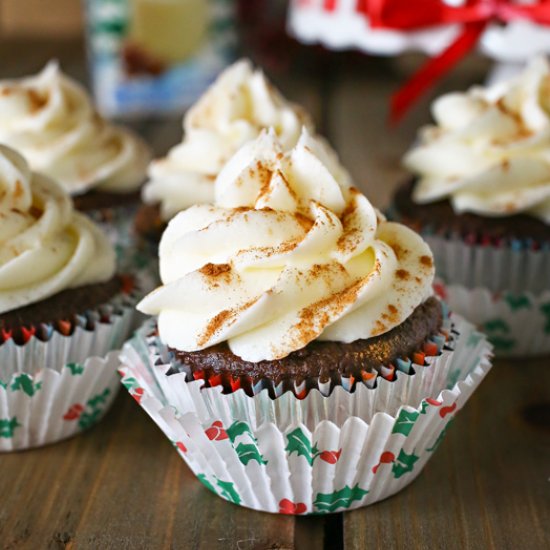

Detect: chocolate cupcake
[0,145,137,451]
[391,57,550,357]
[137,59,315,242]
[120,128,492,513]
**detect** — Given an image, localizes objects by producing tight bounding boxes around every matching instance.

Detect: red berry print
[205,420,229,441]
[426,398,442,407]
[132,387,144,403]
[433,282,448,301]
[372,451,396,474]
[176,441,187,454]
[63,404,84,421]
[319,449,342,464]
[439,402,457,418]
[279,499,307,515]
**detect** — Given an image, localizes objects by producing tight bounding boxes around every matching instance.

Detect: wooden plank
[343,357,550,550]
[0,393,298,549]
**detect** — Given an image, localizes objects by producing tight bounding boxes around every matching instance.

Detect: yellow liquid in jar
[130,0,209,64]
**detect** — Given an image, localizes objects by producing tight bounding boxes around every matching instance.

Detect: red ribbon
[359,1,550,123]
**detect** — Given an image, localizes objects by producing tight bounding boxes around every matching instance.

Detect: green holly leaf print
[392,449,420,479]
[197,474,217,495]
[78,410,102,431]
[483,319,510,334]
[121,376,140,391]
[446,368,461,390]
[66,363,84,375]
[234,443,268,466]
[420,401,429,415]
[392,409,420,436]
[226,421,255,443]
[216,479,242,505]
[466,331,483,348]
[505,294,531,311]
[0,380,7,390]
[540,303,550,334]
[10,374,42,397]
[427,419,454,452]
[0,417,21,438]
[489,335,516,352]
[313,484,369,513]
[285,427,313,465]
[87,388,111,410]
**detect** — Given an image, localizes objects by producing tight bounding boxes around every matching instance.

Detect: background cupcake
[120,128,492,513]
[391,57,550,357]
[0,61,151,255]
[136,58,315,242]
[0,145,137,451]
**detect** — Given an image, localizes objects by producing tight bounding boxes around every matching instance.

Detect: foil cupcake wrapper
[437,281,550,358]
[0,287,137,452]
[424,232,550,295]
[160,311,456,400]
[119,314,492,513]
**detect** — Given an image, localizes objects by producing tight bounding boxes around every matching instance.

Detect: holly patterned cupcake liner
[0,352,120,452]
[0,286,137,452]
[435,282,550,358]
[119,314,492,514]
[423,232,550,295]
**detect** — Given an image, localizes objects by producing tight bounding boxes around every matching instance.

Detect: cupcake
[0,145,137,451]
[0,62,151,230]
[120,128,492,513]
[136,59,314,242]
[392,56,550,357]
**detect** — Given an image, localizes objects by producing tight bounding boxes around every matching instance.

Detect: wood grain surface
[0,39,549,550]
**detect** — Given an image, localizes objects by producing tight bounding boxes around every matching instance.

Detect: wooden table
[1,40,549,550]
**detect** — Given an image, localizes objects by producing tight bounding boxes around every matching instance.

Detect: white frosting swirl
[0,145,116,314]
[405,56,550,223]
[143,59,315,221]
[139,129,434,362]
[0,62,151,196]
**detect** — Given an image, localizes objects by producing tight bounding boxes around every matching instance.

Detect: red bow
[359,1,550,123]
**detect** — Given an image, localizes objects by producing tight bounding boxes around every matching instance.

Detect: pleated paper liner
[387,205,550,295]
[424,232,550,295]
[436,281,550,358]
[0,278,138,452]
[119,314,492,513]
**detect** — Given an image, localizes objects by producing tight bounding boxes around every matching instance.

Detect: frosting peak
[142,59,315,220]
[139,129,434,362]
[405,56,550,223]
[0,145,115,314]
[0,62,151,196]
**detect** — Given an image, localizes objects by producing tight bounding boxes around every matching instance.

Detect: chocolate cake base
[393,179,550,244]
[73,189,142,213]
[134,202,166,243]
[1,276,124,334]
[168,296,443,395]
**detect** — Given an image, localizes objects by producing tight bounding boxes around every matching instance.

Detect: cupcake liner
[0,352,120,452]
[0,285,137,452]
[164,313,455,400]
[424,232,550,295]
[436,281,550,358]
[88,204,160,293]
[119,314,492,513]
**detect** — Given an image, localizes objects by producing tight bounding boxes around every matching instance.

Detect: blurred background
[0,0,491,207]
